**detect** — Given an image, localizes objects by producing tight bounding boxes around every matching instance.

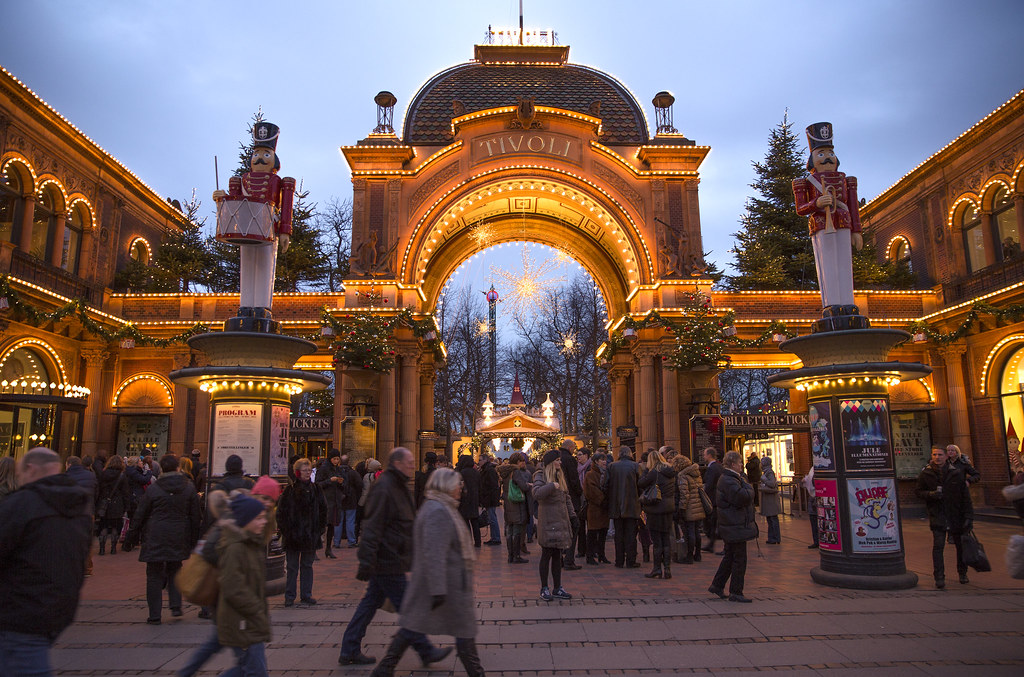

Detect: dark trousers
[703,509,718,549]
[683,520,700,559]
[340,574,434,660]
[465,516,481,547]
[711,540,747,595]
[932,528,966,580]
[146,560,182,621]
[539,546,563,589]
[613,517,639,565]
[285,549,314,603]
[650,528,671,568]
[576,509,588,557]
[563,515,579,565]
[506,523,526,560]
[809,506,819,546]
[586,528,608,561]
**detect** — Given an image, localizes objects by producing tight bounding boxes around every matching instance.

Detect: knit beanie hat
[367,458,382,472]
[252,475,282,502]
[225,454,243,473]
[231,495,265,528]
[542,449,561,467]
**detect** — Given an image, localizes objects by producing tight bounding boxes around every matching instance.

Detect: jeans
[340,575,435,660]
[334,509,357,546]
[765,515,781,543]
[612,517,638,565]
[485,507,501,543]
[146,560,182,620]
[285,550,314,603]
[178,625,222,677]
[222,642,268,677]
[932,528,966,580]
[711,540,748,595]
[0,630,52,677]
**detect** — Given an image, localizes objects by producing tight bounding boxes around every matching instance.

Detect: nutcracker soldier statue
[792,122,869,332]
[213,121,296,332]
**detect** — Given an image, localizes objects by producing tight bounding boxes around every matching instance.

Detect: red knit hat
[252,475,282,502]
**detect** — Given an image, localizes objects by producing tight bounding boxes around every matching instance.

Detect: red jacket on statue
[792,171,861,236]
[227,171,296,236]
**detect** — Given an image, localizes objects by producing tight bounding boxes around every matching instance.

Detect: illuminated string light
[489,246,566,318]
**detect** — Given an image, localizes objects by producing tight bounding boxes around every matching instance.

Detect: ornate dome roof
[402,45,650,145]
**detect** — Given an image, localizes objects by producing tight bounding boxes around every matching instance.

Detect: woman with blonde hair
[372,467,483,677]
[0,456,16,502]
[638,448,678,579]
[533,449,575,601]
[673,454,705,564]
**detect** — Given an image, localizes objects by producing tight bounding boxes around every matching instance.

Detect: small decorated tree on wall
[331,312,399,372]
[662,291,732,371]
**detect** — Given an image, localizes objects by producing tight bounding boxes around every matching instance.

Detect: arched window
[62,204,86,273]
[31,186,60,261]
[888,237,913,273]
[994,185,1019,261]
[0,169,25,244]
[999,344,1024,479]
[961,203,986,273]
[129,238,151,265]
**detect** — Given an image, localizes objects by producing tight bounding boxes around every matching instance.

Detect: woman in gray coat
[372,468,483,677]
[759,456,782,544]
[533,450,576,602]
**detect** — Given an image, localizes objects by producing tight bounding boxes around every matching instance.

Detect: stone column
[379,368,396,457]
[608,368,630,447]
[935,343,972,456]
[49,212,67,267]
[17,193,35,252]
[398,345,420,456]
[660,345,681,452]
[634,346,659,453]
[419,363,435,461]
[333,362,346,450]
[81,348,108,457]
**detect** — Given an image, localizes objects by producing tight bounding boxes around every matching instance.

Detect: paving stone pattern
[60,513,1024,675]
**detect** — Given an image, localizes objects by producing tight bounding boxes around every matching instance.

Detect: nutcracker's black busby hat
[805,122,834,151]
[252,122,280,150]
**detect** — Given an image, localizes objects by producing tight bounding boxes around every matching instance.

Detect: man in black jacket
[0,448,91,674]
[559,440,583,569]
[65,455,98,576]
[916,446,957,588]
[607,446,642,568]
[701,447,724,553]
[479,454,502,545]
[708,451,757,603]
[456,454,482,547]
[338,448,450,667]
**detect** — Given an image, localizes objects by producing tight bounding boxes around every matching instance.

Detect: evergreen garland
[909,300,1024,345]
[321,307,443,372]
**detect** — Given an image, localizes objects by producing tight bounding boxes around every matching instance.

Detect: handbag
[640,481,661,506]
[95,496,111,519]
[176,550,220,606]
[507,481,525,504]
[961,529,991,572]
[697,486,714,516]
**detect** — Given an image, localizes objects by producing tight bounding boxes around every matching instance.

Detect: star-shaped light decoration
[489,246,566,318]
[469,221,495,249]
[476,319,490,336]
[553,245,574,264]
[559,330,578,355]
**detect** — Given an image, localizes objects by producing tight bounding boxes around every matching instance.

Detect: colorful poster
[808,400,835,471]
[840,399,892,471]
[815,478,841,551]
[269,405,291,476]
[847,478,900,553]
[892,412,931,479]
[212,403,263,476]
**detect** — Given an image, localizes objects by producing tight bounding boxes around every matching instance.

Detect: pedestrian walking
[607,446,642,568]
[759,456,782,544]
[277,458,327,606]
[533,449,575,601]
[316,450,347,558]
[216,494,272,676]
[0,448,92,676]
[456,454,482,547]
[338,448,451,667]
[802,467,819,548]
[583,451,610,564]
[125,454,202,624]
[479,454,502,545]
[673,454,705,564]
[701,447,724,554]
[371,468,484,677]
[639,448,678,579]
[708,451,757,603]
[502,451,532,564]
[943,445,975,584]
[916,447,956,588]
[65,455,97,576]
[95,456,130,555]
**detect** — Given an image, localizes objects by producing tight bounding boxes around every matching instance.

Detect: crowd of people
[0,437,1012,676]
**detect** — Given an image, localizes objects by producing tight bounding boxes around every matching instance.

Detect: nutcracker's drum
[216,199,276,244]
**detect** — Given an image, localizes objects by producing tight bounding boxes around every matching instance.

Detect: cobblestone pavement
[61,513,1024,675]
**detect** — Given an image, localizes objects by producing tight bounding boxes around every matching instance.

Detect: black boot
[642,546,651,563]
[110,536,117,555]
[370,632,413,677]
[98,538,105,556]
[456,638,486,677]
[663,561,672,580]
[644,552,663,578]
